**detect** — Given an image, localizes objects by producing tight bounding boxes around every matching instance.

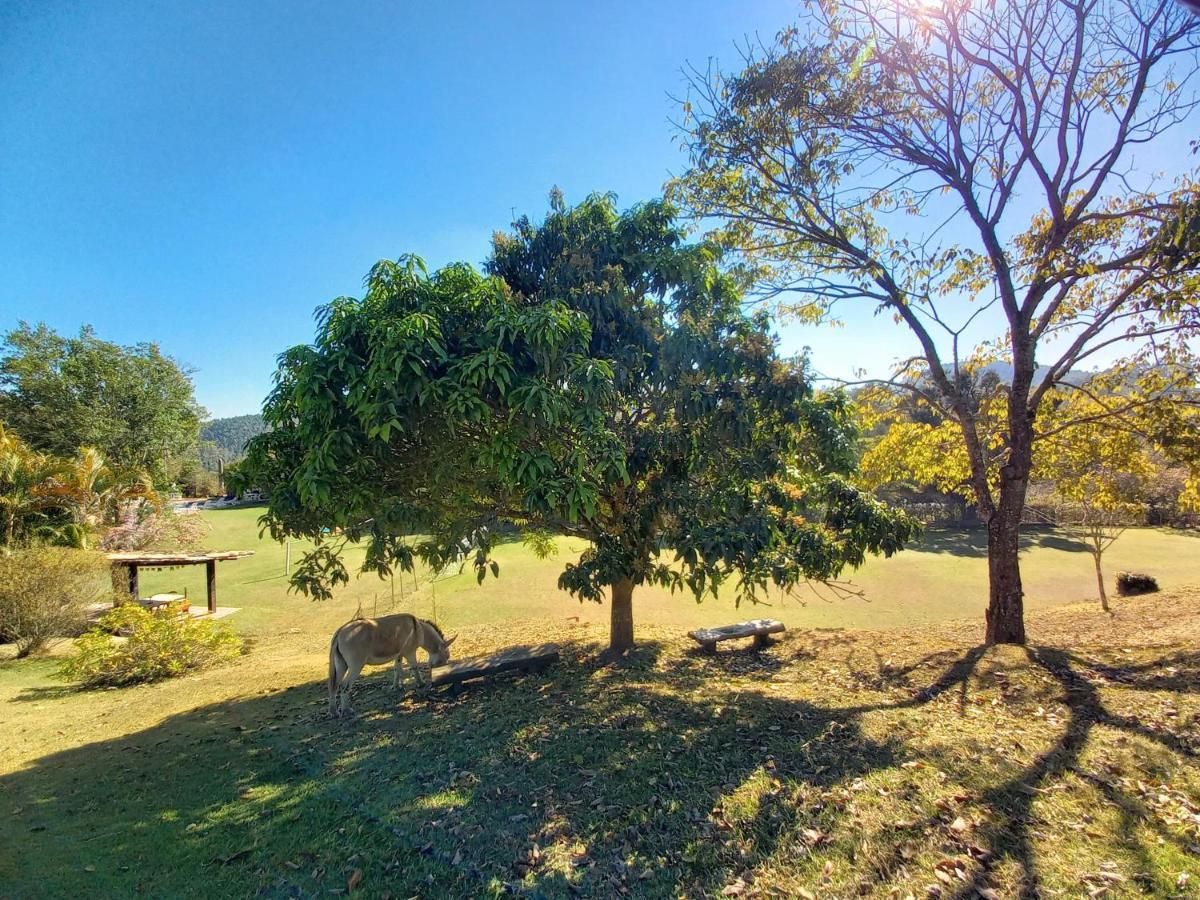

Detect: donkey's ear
[445,634,458,646]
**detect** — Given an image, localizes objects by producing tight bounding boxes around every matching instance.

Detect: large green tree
[0,324,205,488]
[672,0,1200,644]
[241,195,916,654]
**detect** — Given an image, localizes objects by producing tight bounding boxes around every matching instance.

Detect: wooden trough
[689,619,785,654]
[431,643,559,688]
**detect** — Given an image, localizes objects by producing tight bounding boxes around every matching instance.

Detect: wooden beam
[431,644,559,687]
[105,550,255,566]
[206,559,217,614]
[127,565,139,602]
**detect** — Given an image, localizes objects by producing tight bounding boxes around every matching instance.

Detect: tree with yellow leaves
[858,365,1198,611]
[674,0,1200,643]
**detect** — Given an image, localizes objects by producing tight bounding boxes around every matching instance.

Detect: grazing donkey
[327,613,456,717]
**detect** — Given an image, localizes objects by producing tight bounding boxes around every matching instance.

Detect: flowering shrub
[100,507,210,551]
[60,604,243,686]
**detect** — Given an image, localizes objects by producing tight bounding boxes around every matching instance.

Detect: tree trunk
[984,504,1027,644]
[1093,552,1109,612]
[953,384,1032,646]
[981,344,1038,646]
[609,578,635,655]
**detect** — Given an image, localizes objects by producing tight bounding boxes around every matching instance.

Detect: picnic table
[688,619,785,654]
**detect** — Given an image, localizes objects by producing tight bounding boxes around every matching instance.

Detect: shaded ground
[3,590,1199,898]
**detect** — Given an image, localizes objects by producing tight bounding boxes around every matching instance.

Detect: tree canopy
[860,364,1200,510]
[0,323,205,489]
[241,194,917,654]
[672,0,1200,643]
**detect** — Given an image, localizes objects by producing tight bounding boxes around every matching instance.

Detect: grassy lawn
[130,507,1200,638]
[1,509,1198,897]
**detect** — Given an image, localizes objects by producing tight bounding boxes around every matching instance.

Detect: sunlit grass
[135,506,1200,638]
[0,509,1196,896]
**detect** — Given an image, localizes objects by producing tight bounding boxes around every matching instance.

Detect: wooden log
[431,644,559,687]
[688,619,785,651]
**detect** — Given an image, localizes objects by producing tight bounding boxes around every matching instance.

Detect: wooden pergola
[106,550,255,614]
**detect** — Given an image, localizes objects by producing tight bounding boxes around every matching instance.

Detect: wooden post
[127,565,139,602]
[112,565,127,605]
[284,540,291,576]
[206,559,217,614]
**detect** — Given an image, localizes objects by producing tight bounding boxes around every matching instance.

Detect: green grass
[136,507,1200,638]
[1,509,1198,898]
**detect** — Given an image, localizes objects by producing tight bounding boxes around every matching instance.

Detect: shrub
[61,604,243,686]
[1116,572,1159,596]
[0,547,109,657]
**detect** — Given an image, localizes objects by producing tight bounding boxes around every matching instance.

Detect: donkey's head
[425,620,457,668]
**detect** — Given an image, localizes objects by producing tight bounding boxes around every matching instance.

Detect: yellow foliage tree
[674,0,1200,643]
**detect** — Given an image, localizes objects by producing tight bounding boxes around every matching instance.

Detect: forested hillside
[199,414,264,468]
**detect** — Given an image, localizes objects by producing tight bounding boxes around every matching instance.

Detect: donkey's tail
[328,630,344,704]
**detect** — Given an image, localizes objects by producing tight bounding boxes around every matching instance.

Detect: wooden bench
[431,643,559,688]
[688,619,785,654]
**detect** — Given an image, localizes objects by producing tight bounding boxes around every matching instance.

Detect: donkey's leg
[392,656,406,691]
[404,650,424,687]
[339,656,368,716]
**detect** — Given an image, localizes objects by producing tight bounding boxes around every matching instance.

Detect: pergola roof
[106,550,255,566]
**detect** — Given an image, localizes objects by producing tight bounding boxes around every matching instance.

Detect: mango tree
[240,195,916,655]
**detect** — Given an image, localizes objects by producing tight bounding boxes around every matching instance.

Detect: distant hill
[199,414,265,469]
[980,361,1089,387]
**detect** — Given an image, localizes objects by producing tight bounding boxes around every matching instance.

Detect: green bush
[0,547,109,657]
[61,604,243,686]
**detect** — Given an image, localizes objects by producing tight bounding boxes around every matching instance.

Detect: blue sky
[1,2,1195,419]
[2,1,804,417]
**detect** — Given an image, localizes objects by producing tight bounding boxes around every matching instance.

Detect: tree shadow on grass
[10,683,76,702]
[3,639,1192,898]
[938,647,1198,900]
[914,528,991,557]
[1062,649,1200,695]
[915,527,1090,558]
[0,640,993,898]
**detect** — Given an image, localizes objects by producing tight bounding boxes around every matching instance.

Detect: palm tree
[0,426,63,546]
[0,427,159,548]
[39,446,158,541]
